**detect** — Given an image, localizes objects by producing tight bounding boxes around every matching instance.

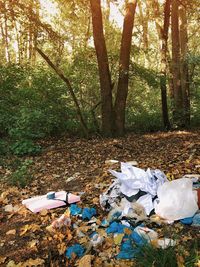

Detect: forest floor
[0,130,200,267]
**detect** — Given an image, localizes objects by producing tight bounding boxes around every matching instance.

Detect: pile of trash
[100,162,199,222]
[22,162,200,263]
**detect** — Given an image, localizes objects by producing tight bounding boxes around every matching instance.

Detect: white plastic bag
[155,178,198,221]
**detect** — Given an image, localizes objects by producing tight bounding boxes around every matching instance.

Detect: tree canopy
[0,0,200,138]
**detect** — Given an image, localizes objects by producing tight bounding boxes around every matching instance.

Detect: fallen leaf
[124,228,132,235]
[40,209,48,216]
[114,234,124,245]
[6,260,19,267]
[57,242,66,255]
[28,240,38,248]
[78,255,93,267]
[4,204,20,213]
[20,258,44,267]
[20,224,40,236]
[177,255,185,267]
[6,229,16,235]
[0,256,6,264]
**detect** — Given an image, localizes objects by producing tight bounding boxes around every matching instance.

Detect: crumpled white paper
[109,163,168,215]
[110,163,167,197]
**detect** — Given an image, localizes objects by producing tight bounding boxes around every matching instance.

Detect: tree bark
[3,9,11,63]
[36,47,89,137]
[138,1,148,50]
[160,0,171,129]
[179,5,190,126]
[171,0,183,127]
[89,0,114,136]
[114,0,137,136]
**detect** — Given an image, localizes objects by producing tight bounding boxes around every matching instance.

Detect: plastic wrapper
[155,178,198,221]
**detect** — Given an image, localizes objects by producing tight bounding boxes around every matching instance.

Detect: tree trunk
[179,5,190,127]
[160,0,171,129]
[3,10,11,63]
[114,0,137,136]
[171,0,183,127]
[138,1,148,50]
[89,0,114,136]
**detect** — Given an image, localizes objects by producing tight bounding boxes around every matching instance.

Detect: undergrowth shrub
[8,159,33,188]
[0,64,77,139]
[10,140,42,156]
[0,140,9,155]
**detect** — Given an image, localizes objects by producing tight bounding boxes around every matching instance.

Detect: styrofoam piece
[22,191,80,213]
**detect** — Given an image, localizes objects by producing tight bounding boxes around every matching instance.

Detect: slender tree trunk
[3,11,11,63]
[138,1,148,50]
[160,0,171,129]
[114,0,137,136]
[36,47,89,137]
[171,0,183,127]
[84,16,91,48]
[90,0,114,136]
[153,0,171,129]
[14,21,21,63]
[105,0,111,22]
[179,5,190,126]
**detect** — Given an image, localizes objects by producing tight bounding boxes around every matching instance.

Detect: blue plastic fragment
[101,218,109,227]
[130,231,146,246]
[180,217,193,225]
[109,211,122,221]
[70,204,82,216]
[117,239,140,259]
[90,231,98,238]
[65,244,85,259]
[192,213,200,226]
[106,221,126,234]
[82,207,97,220]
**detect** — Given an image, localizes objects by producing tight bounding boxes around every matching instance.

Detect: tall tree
[153,0,171,129]
[90,0,137,136]
[90,0,114,136]
[171,0,183,126]
[160,0,171,129]
[179,4,190,126]
[114,0,137,135]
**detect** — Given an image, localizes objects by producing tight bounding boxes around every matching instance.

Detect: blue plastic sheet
[65,244,85,259]
[130,231,146,246]
[117,239,140,259]
[106,222,126,234]
[192,213,200,226]
[70,204,82,216]
[82,207,96,220]
[180,217,193,225]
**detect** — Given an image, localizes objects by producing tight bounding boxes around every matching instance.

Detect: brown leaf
[28,240,38,249]
[40,209,48,216]
[6,229,16,235]
[78,255,93,267]
[20,258,45,267]
[0,257,6,264]
[20,224,40,236]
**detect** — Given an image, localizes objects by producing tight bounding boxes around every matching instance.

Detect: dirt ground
[0,130,200,266]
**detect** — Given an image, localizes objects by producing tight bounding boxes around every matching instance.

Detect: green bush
[0,64,78,139]
[0,140,9,155]
[10,140,42,156]
[8,159,33,188]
